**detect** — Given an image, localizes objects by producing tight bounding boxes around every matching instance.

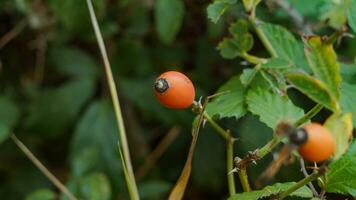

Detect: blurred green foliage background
[0,0,355,199]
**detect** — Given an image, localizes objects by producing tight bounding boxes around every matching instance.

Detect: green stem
[86,0,139,199]
[203,111,250,194]
[227,138,236,195]
[203,112,230,140]
[256,136,282,159]
[249,18,278,57]
[279,171,323,199]
[294,104,323,127]
[238,168,251,192]
[241,52,267,64]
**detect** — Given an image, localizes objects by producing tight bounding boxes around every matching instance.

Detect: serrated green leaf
[25,189,55,200]
[228,182,313,200]
[259,23,309,71]
[80,173,111,200]
[217,38,240,59]
[240,68,258,86]
[340,82,356,128]
[206,75,246,119]
[261,58,292,69]
[326,140,356,196]
[246,87,304,129]
[320,0,349,29]
[287,73,338,111]
[207,0,237,23]
[155,0,184,44]
[305,36,341,99]
[347,0,356,33]
[324,113,353,160]
[229,19,249,36]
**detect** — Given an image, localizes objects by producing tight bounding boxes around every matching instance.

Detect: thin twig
[0,19,27,49]
[299,158,319,196]
[86,0,140,199]
[10,134,77,200]
[136,126,181,180]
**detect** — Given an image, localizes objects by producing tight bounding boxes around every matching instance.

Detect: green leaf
[26,79,95,137]
[326,140,356,196]
[340,82,356,128]
[320,0,349,29]
[48,0,107,36]
[286,73,338,111]
[217,38,240,59]
[49,46,99,78]
[240,68,258,87]
[217,20,253,59]
[259,23,309,71]
[246,87,304,129]
[0,123,10,144]
[0,97,19,144]
[340,63,356,84]
[0,96,20,128]
[228,182,313,200]
[80,173,111,200]
[206,75,247,119]
[207,0,237,23]
[70,100,124,192]
[25,189,55,200]
[242,0,261,12]
[305,36,341,99]
[139,181,171,199]
[229,19,249,36]
[261,58,292,69]
[347,0,356,33]
[155,0,184,44]
[324,113,353,160]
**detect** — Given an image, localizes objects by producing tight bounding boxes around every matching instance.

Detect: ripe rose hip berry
[153,71,195,109]
[298,123,335,163]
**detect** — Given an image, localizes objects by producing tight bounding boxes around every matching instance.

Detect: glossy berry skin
[299,123,335,163]
[153,71,195,109]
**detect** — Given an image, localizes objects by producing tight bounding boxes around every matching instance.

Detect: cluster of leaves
[0,0,355,200]
[204,0,356,199]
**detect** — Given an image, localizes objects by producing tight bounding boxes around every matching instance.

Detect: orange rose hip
[153,71,195,109]
[298,123,335,162]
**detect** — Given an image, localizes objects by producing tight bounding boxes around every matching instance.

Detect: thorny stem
[203,112,230,141]
[238,168,251,192]
[201,109,241,195]
[279,166,327,199]
[86,0,140,199]
[249,17,278,57]
[294,104,323,127]
[227,135,236,195]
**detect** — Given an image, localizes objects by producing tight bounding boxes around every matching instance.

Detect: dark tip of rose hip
[154,78,169,93]
[289,128,308,145]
